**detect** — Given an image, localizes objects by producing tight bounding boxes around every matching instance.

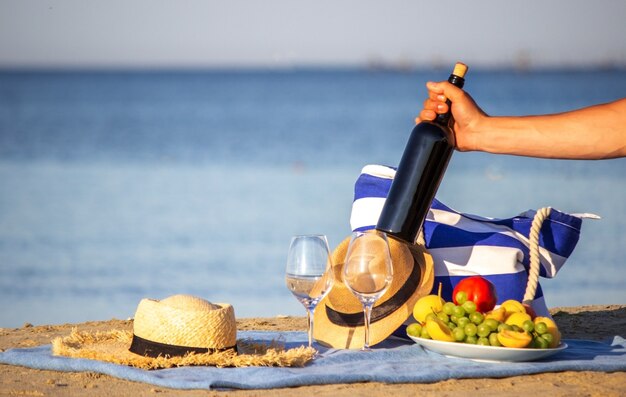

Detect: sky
[1,0,626,69]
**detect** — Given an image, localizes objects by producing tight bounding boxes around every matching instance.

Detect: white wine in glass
[343,230,393,351]
[285,234,334,348]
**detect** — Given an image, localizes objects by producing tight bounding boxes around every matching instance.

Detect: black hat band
[325,257,421,327]
[129,334,237,358]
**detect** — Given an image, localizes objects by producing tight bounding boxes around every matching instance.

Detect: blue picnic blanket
[1,331,625,390]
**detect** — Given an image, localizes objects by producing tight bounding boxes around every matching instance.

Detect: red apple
[452,276,497,313]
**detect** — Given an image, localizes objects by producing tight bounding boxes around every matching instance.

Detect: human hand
[415,81,487,151]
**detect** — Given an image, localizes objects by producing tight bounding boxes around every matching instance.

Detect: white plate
[407,335,568,362]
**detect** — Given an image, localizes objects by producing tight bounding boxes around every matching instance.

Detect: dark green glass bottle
[376,63,468,244]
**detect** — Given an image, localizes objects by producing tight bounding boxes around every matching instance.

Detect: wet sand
[1,304,625,396]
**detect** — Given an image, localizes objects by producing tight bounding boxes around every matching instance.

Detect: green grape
[535,322,548,335]
[541,333,554,346]
[497,323,513,332]
[450,314,460,324]
[489,332,502,346]
[462,300,477,314]
[406,323,422,337]
[477,337,490,346]
[437,312,450,323]
[453,327,466,342]
[464,323,478,337]
[477,323,491,338]
[465,335,478,344]
[425,313,438,322]
[452,305,466,318]
[455,291,468,305]
[522,320,535,333]
[420,326,431,339]
[511,325,522,332]
[533,336,549,349]
[484,318,499,332]
[448,321,457,330]
[455,316,469,327]
[470,311,484,325]
[443,302,456,316]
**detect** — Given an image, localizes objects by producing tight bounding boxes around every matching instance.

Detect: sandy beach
[1,304,624,396]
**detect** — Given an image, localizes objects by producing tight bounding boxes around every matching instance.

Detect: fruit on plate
[534,316,561,348]
[452,276,497,313]
[406,322,423,338]
[484,306,507,322]
[413,294,445,323]
[497,329,533,348]
[425,317,455,342]
[522,303,537,319]
[407,295,561,350]
[505,312,533,329]
[500,299,526,317]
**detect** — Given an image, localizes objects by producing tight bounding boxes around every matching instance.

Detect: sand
[1,304,625,396]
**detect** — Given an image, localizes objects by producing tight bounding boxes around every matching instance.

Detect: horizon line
[1,62,625,74]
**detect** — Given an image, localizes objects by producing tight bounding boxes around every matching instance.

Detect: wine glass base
[360,346,373,352]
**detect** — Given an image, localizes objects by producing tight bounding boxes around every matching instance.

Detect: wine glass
[342,230,393,351]
[285,234,334,348]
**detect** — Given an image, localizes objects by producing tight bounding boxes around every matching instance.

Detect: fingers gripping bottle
[376,63,468,244]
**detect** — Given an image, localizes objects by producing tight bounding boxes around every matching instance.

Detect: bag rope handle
[523,207,552,304]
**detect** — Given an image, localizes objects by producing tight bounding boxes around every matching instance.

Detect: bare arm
[417,81,626,160]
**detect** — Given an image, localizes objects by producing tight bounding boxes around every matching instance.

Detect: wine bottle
[376,62,468,244]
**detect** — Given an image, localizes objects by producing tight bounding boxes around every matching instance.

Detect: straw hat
[129,294,237,357]
[313,235,434,349]
[52,294,317,369]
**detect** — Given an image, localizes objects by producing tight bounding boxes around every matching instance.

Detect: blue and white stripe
[351,164,590,317]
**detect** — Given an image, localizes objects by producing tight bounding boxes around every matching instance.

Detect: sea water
[0,69,624,327]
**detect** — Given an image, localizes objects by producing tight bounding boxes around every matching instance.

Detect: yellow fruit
[534,316,561,348]
[413,294,445,323]
[497,329,532,348]
[505,312,532,329]
[425,317,455,342]
[500,299,526,318]
[485,307,507,322]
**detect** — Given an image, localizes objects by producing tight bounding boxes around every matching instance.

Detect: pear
[413,294,445,323]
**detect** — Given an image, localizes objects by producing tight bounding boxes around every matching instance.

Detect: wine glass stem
[307,308,314,348]
[363,302,374,350]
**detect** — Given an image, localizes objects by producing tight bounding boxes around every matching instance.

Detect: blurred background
[1,0,625,327]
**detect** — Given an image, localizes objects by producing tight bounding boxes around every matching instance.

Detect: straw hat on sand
[129,294,237,357]
[53,294,315,369]
[314,235,434,349]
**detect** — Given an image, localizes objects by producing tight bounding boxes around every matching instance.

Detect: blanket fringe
[52,328,316,370]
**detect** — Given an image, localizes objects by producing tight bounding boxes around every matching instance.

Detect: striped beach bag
[350,164,590,318]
